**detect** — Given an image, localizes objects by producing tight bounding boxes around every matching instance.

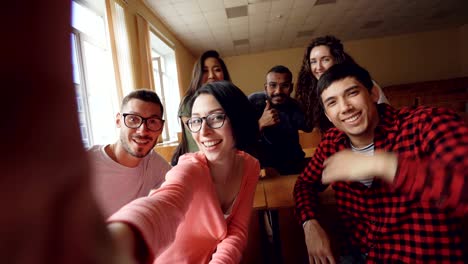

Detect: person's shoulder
[320,128,345,147]
[176,152,209,170]
[147,150,172,171]
[235,151,261,186]
[87,144,104,152]
[397,105,458,121]
[284,97,303,111]
[237,151,260,171]
[87,145,107,159]
[248,91,266,102]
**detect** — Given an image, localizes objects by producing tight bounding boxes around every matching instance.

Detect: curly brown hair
[295,35,356,133]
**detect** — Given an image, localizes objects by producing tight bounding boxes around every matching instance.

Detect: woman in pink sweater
[108,81,260,264]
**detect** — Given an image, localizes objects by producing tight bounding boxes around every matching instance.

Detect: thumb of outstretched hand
[265,100,271,110]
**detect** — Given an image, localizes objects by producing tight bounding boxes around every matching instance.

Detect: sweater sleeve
[393,108,468,217]
[210,157,260,264]
[108,160,197,261]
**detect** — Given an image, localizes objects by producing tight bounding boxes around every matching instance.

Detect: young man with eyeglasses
[248,65,312,175]
[88,89,171,218]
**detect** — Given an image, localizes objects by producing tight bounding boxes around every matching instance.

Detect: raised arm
[107,163,196,262]
[393,108,468,216]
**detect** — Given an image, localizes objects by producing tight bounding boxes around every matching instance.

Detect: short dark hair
[317,63,374,104]
[267,65,293,83]
[121,89,163,115]
[189,81,259,154]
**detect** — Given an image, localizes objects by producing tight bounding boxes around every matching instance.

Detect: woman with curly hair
[296,35,388,133]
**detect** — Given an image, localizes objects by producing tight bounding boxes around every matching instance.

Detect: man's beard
[120,135,156,158]
[267,94,288,106]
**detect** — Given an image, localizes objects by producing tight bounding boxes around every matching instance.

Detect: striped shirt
[350,142,374,188]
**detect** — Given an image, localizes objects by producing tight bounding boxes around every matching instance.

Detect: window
[150,31,181,143]
[71,0,119,148]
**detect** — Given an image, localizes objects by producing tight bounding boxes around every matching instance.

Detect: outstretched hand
[259,100,279,130]
[322,150,397,184]
[108,222,149,264]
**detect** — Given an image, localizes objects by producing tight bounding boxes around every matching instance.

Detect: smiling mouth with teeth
[203,140,221,147]
[343,113,360,122]
[133,138,151,144]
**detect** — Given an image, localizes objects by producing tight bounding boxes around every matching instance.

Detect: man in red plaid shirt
[294,63,468,263]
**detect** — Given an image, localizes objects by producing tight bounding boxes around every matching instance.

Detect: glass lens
[125,114,142,128]
[146,118,163,131]
[206,114,225,128]
[187,118,202,132]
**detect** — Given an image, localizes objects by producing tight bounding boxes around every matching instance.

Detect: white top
[350,142,375,187]
[88,145,171,218]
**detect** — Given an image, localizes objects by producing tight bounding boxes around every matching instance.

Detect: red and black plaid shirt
[294,104,468,263]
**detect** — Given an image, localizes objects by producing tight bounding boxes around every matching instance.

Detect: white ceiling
[144,0,468,57]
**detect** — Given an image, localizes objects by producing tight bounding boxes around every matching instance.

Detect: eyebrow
[310,55,332,61]
[125,112,162,118]
[191,108,224,116]
[203,65,221,69]
[322,85,359,105]
[268,81,290,85]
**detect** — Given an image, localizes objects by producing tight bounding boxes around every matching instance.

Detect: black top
[248,91,312,174]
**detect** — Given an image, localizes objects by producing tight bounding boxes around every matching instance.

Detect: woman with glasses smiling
[107,81,260,264]
[172,50,232,166]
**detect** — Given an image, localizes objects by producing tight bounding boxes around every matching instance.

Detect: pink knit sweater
[108,151,260,263]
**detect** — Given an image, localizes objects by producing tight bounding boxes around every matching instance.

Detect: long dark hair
[188,81,259,155]
[295,35,355,133]
[179,50,231,115]
[171,50,231,165]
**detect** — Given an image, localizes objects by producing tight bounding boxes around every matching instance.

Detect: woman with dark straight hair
[172,50,231,165]
[107,81,260,264]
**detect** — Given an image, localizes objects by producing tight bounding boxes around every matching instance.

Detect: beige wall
[345,27,462,86]
[118,0,195,95]
[225,26,467,96]
[224,48,304,96]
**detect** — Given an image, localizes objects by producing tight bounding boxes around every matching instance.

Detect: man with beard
[249,65,312,175]
[89,90,171,218]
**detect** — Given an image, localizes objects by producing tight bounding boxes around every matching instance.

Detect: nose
[316,61,324,71]
[338,98,353,114]
[272,86,281,94]
[199,119,212,135]
[136,120,149,133]
[208,69,215,80]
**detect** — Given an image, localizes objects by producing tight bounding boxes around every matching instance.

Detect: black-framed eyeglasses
[122,113,164,132]
[186,113,226,133]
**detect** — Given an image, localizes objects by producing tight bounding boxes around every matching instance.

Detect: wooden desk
[262,174,336,209]
[262,174,299,209]
[253,181,267,210]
